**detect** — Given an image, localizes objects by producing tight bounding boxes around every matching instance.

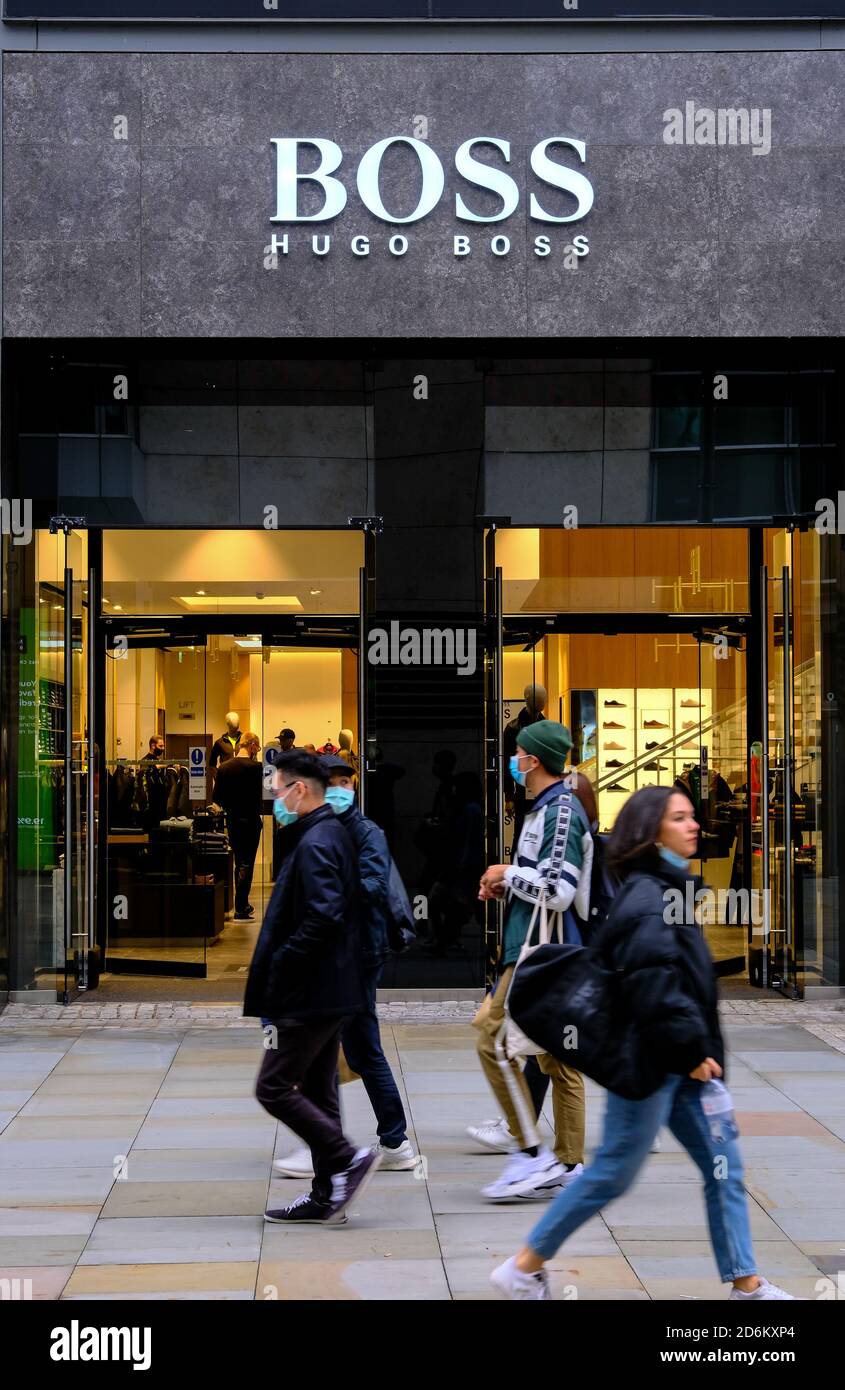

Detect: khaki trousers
[474,965,585,1166]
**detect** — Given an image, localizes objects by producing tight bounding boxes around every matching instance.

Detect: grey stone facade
[3,48,844,338]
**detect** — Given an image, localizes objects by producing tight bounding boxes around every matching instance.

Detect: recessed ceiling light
[310,588,323,596]
[196,590,206,596]
[113,604,123,611]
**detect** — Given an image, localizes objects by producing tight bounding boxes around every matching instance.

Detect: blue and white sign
[189,745,207,802]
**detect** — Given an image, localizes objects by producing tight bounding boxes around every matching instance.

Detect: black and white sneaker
[264,1192,347,1225]
[327,1146,382,1220]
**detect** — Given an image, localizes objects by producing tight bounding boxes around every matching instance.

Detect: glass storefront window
[101,529,364,617]
[499,527,750,616]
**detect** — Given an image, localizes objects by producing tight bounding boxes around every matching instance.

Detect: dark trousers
[256,1016,356,1203]
[228,815,261,915]
[341,965,407,1148]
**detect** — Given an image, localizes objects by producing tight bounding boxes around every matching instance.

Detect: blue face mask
[325,786,355,815]
[659,845,690,870]
[509,753,529,787]
[273,786,299,827]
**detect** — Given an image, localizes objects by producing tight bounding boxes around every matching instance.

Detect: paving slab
[0,1006,841,1299]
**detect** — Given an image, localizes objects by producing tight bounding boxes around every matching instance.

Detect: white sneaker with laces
[729,1277,796,1301]
[371,1139,419,1170]
[273,1146,313,1178]
[481,1148,566,1202]
[490,1255,551,1301]
[467,1118,519,1154]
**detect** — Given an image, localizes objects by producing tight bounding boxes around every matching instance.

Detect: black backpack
[386,859,417,954]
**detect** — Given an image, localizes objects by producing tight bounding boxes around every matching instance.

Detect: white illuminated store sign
[268,135,593,261]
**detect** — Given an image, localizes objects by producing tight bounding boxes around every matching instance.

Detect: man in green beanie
[474,720,590,1203]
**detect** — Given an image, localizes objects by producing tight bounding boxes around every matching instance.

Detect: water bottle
[700,1079,739,1143]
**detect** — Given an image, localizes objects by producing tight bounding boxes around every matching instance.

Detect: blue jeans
[527,1075,757,1283]
[341,964,408,1149]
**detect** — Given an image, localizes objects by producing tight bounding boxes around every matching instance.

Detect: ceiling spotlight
[310,588,323,596]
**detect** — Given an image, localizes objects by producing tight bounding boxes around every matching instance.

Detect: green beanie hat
[516,719,572,773]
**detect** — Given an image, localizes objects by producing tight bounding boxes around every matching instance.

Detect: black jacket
[600,856,725,1080]
[337,805,391,969]
[243,803,365,1021]
[210,731,241,769]
[214,756,262,823]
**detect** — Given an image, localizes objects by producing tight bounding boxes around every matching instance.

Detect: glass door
[103,632,209,977]
[483,528,504,984]
[758,552,800,996]
[694,625,749,982]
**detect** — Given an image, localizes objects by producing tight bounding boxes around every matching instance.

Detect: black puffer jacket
[600,856,725,1080]
[243,804,365,1021]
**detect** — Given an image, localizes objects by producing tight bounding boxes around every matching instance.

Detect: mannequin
[503,683,548,843]
[337,729,360,784]
[210,711,242,769]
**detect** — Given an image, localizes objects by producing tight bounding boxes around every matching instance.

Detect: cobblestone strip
[0,998,842,1032]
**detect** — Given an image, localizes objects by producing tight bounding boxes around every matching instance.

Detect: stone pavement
[1,1000,844,1300]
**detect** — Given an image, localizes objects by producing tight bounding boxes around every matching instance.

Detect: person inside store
[427,770,485,956]
[366,744,405,849]
[415,749,458,936]
[504,683,548,844]
[475,720,589,1204]
[337,728,360,786]
[274,753,419,1179]
[212,730,263,922]
[210,712,242,769]
[246,749,381,1226]
[279,728,296,753]
[490,785,794,1303]
[141,735,165,763]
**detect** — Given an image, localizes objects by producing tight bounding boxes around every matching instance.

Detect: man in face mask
[273,755,418,1180]
[244,750,381,1226]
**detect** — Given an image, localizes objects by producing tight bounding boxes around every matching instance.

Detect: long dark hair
[569,770,598,828]
[606,785,693,879]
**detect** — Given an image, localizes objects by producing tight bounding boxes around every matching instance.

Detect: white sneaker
[481,1148,566,1202]
[650,1133,662,1154]
[273,1146,313,1178]
[490,1254,551,1301]
[729,1277,797,1301]
[467,1118,519,1154]
[531,1161,583,1197]
[371,1139,419,1171]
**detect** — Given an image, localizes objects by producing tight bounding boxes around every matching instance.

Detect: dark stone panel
[3,238,141,337]
[718,238,845,337]
[3,141,140,242]
[526,232,721,339]
[718,146,845,248]
[3,49,844,337]
[3,53,141,146]
[140,53,340,152]
[140,234,336,337]
[237,456,369,525]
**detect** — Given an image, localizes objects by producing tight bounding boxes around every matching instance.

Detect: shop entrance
[486,524,825,997]
[99,619,361,981]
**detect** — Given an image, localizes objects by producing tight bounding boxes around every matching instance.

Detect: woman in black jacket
[491,785,795,1302]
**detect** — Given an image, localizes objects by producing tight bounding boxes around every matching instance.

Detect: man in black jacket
[244,750,381,1225]
[273,754,417,1180]
[212,730,262,921]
